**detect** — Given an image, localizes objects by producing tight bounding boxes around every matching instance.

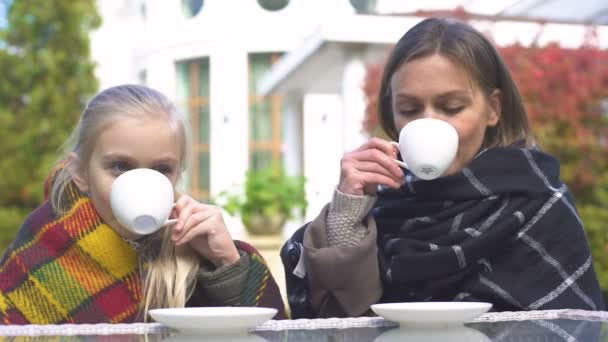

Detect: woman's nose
[421,110,441,120]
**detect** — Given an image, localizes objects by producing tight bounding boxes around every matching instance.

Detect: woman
[282,17,603,318]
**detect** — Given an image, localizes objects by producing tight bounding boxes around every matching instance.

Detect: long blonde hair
[49,84,199,319]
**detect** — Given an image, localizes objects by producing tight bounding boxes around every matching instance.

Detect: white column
[145,53,176,100]
[341,58,369,152]
[90,1,141,88]
[302,93,343,222]
[282,94,303,177]
[209,48,249,198]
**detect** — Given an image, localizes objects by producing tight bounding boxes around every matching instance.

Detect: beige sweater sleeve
[303,189,382,317]
[327,189,378,247]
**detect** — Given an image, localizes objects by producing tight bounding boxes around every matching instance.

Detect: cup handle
[162,202,178,227]
[163,218,178,227]
[390,141,408,169]
[393,159,408,169]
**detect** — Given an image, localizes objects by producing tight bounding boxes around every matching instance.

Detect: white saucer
[164,333,267,342]
[375,326,490,342]
[370,302,492,327]
[148,307,278,334]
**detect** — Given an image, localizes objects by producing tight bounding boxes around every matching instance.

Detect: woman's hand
[338,138,404,196]
[171,195,240,267]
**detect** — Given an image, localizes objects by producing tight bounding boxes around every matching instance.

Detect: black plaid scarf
[375,146,603,311]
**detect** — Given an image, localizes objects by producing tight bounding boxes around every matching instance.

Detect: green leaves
[0,0,100,252]
[216,164,307,234]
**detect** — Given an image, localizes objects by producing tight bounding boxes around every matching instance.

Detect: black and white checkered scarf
[375,146,604,311]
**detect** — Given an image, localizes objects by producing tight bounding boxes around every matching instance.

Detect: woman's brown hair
[379,17,533,148]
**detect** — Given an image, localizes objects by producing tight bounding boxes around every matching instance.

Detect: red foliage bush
[500,43,608,197]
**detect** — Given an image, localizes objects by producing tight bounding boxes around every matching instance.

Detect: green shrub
[216,164,307,235]
[0,206,30,255]
[0,0,100,255]
[579,172,608,290]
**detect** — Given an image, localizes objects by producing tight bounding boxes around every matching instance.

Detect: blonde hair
[140,225,200,319]
[49,84,199,320]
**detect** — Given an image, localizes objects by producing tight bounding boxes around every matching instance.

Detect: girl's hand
[338,138,404,196]
[171,195,240,267]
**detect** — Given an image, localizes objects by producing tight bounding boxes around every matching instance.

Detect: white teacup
[393,118,459,180]
[110,168,176,235]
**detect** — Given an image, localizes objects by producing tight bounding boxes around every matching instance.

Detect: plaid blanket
[0,180,142,324]
[0,170,286,324]
[188,240,287,319]
[375,146,604,310]
[234,241,286,313]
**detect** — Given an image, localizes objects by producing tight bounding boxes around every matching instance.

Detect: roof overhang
[259,15,424,96]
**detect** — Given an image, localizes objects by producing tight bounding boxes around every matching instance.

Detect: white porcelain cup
[394,118,459,180]
[110,168,176,235]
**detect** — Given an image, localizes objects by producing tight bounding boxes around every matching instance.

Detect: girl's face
[390,54,501,176]
[72,116,181,239]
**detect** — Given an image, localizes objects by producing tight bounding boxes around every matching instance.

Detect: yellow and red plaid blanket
[0,169,286,324]
[0,176,142,324]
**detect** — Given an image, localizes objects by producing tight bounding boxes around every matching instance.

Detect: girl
[0,84,285,324]
[282,17,603,318]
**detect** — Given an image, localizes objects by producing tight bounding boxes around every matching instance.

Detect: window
[249,53,283,170]
[601,99,608,118]
[350,0,376,14]
[177,58,210,201]
[139,0,147,21]
[137,70,147,85]
[181,0,204,18]
[257,0,289,11]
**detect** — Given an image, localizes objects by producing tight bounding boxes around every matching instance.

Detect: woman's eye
[398,108,419,116]
[154,165,173,175]
[444,106,464,115]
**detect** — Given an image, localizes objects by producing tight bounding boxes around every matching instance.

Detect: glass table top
[1,310,607,341]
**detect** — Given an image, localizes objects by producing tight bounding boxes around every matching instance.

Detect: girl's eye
[110,161,130,175]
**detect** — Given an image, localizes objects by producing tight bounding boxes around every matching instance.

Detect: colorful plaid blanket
[0,179,142,324]
[1,170,287,324]
[234,240,287,315]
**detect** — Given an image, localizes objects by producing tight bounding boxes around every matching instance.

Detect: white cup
[393,118,459,180]
[110,168,176,235]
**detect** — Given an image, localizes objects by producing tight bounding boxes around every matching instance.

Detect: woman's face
[391,53,501,176]
[72,116,181,239]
